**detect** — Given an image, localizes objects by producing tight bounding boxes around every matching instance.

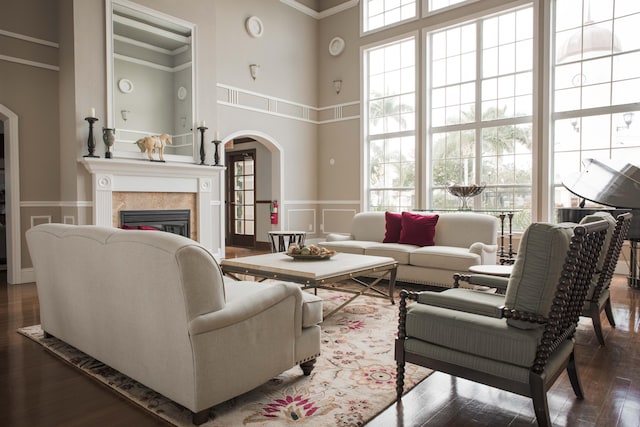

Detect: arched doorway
[0,104,22,284]
[222,131,283,250]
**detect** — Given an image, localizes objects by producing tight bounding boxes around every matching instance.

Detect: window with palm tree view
[365,36,417,212]
[428,5,533,230]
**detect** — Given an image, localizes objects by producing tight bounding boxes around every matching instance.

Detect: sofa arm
[188,282,303,335]
[469,242,498,265]
[325,233,354,242]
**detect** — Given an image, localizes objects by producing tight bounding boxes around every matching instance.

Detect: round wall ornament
[245,16,264,38]
[117,78,134,94]
[118,79,133,93]
[177,86,187,100]
[329,36,345,56]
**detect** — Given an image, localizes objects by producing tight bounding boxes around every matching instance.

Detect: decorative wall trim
[30,216,52,228]
[321,208,358,234]
[20,201,93,208]
[279,0,359,19]
[0,54,59,72]
[0,29,59,48]
[0,29,59,72]
[285,200,360,205]
[217,83,360,124]
[287,208,316,233]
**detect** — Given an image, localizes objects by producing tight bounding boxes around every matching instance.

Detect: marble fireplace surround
[81,158,225,258]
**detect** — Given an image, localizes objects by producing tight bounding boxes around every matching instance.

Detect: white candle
[200,120,206,127]
[89,107,96,117]
[215,131,220,140]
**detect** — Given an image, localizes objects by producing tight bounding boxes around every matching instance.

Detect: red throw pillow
[120,224,136,230]
[138,225,160,231]
[398,212,439,246]
[383,211,403,243]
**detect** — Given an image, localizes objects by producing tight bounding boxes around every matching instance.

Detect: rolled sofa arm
[188,282,302,335]
[469,242,498,265]
[325,233,354,242]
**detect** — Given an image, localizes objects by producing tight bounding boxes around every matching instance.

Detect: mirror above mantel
[106,0,196,163]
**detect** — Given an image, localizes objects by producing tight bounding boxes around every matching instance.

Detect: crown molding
[279,0,359,19]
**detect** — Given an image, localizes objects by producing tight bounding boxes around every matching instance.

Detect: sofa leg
[192,409,209,425]
[300,359,316,375]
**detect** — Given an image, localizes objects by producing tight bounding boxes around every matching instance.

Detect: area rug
[18,288,431,426]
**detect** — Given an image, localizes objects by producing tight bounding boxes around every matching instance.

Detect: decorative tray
[285,253,335,260]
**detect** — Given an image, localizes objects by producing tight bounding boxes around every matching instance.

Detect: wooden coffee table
[221,252,398,319]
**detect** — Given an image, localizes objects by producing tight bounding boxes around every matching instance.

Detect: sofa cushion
[318,240,381,255]
[365,243,416,265]
[410,246,481,271]
[398,212,439,246]
[504,222,574,330]
[383,212,403,243]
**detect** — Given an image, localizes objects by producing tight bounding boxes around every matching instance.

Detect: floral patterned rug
[18,288,431,426]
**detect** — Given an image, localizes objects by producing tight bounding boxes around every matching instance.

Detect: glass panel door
[228,150,256,247]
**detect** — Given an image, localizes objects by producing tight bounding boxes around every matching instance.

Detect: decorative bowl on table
[447,184,486,210]
[286,244,336,260]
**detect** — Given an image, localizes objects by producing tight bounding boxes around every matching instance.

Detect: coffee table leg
[388,266,397,305]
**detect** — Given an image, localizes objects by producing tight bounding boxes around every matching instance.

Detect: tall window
[428,6,534,229]
[365,37,416,211]
[364,0,417,33]
[552,0,640,215]
[427,0,472,13]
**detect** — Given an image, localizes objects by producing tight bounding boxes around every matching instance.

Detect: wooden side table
[468,264,513,277]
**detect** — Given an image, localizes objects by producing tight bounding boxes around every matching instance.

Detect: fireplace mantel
[81,157,226,258]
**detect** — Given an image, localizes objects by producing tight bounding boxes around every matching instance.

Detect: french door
[227,150,256,247]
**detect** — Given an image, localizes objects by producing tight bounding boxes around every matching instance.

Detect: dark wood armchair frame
[453,213,632,346]
[583,213,632,345]
[396,221,609,427]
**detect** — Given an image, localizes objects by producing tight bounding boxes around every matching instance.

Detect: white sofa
[26,224,322,425]
[319,212,499,288]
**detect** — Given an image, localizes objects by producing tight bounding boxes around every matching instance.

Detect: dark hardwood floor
[1,247,639,426]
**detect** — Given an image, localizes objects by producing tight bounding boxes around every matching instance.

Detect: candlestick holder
[84,117,100,158]
[211,140,221,166]
[197,125,208,165]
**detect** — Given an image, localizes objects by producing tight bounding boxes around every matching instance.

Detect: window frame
[423,3,538,228]
[361,32,420,212]
[361,0,419,36]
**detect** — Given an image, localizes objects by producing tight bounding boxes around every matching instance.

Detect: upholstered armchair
[577,212,632,345]
[395,220,609,427]
[452,212,632,346]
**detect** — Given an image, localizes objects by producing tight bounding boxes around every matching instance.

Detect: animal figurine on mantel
[135,133,172,162]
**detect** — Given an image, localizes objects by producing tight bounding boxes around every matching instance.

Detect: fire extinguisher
[270,200,278,225]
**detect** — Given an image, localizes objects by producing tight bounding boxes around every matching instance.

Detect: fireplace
[120,209,191,238]
[82,157,225,259]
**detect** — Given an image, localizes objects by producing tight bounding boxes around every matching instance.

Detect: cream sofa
[26,224,322,425]
[319,212,499,288]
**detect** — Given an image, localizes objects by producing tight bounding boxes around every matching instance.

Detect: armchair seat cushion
[410,246,481,271]
[365,243,417,265]
[406,303,543,368]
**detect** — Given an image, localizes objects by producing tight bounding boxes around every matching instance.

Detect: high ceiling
[290,0,353,13]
